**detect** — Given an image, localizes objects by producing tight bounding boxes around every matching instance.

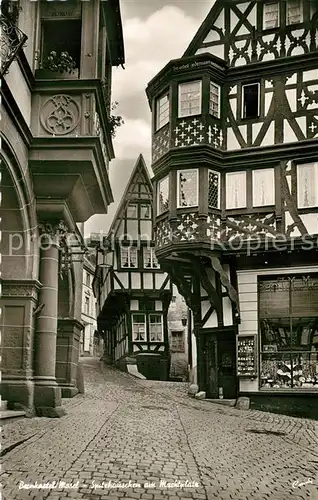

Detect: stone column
[33,221,67,417]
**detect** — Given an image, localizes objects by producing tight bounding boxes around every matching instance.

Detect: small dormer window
[286,0,302,25]
[209,82,220,118]
[242,83,260,119]
[263,2,279,29]
[178,81,202,117]
[156,94,169,130]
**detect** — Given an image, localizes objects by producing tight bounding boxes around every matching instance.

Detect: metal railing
[0,14,27,76]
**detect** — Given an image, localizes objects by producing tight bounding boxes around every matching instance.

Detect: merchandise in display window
[259,275,318,389]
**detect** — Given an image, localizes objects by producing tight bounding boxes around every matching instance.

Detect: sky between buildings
[84,0,214,237]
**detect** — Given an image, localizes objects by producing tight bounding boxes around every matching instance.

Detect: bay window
[177,169,198,208]
[178,81,202,117]
[297,162,318,208]
[156,93,170,130]
[253,168,275,207]
[157,176,170,215]
[226,171,246,209]
[259,275,318,389]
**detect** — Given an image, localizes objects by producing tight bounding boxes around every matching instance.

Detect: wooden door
[218,335,237,399]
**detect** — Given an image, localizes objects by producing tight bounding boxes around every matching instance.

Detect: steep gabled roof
[107,154,153,238]
[183,0,222,58]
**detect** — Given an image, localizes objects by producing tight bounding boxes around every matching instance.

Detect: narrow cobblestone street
[1,358,318,500]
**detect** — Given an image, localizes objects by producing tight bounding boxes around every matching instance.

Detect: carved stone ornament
[2,280,41,299]
[40,95,80,135]
[38,220,69,245]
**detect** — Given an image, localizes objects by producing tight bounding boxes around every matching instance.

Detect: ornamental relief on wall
[40,94,81,135]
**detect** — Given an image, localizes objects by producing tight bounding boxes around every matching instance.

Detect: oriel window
[208,170,220,209]
[120,246,138,268]
[178,81,202,117]
[242,83,260,119]
[286,0,302,25]
[253,168,275,207]
[226,171,247,209]
[263,2,279,29]
[156,94,169,130]
[297,163,318,208]
[41,19,82,71]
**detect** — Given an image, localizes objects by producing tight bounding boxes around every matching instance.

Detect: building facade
[93,155,172,380]
[168,287,189,381]
[0,0,124,416]
[146,0,318,417]
[80,255,101,357]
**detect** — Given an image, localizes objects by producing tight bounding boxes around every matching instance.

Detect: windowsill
[177,113,202,120]
[155,123,169,133]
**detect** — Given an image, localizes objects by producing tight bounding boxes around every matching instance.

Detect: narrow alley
[1,359,317,500]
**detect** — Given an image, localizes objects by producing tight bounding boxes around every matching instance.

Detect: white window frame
[226,171,247,209]
[156,93,170,131]
[143,247,159,269]
[209,82,221,118]
[132,314,146,342]
[157,176,170,215]
[177,168,199,208]
[208,169,221,209]
[263,2,280,30]
[178,80,202,118]
[242,82,260,119]
[252,168,275,207]
[297,162,318,209]
[84,295,90,315]
[286,0,303,25]
[120,246,138,268]
[149,314,164,342]
[140,204,151,219]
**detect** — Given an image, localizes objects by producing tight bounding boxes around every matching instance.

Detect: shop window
[286,0,302,25]
[156,93,169,130]
[171,331,184,352]
[132,314,146,342]
[259,275,318,389]
[297,162,318,208]
[209,82,220,118]
[178,81,202,118]
[157,176,169,215]
[263,2,279,29]
[120,246,137,268]
[242,83,260,119]
[149,314,163,342]
[208,170,220,209]
[143,247,159,269]
[177,169,198,208]
[126,203,138,218]
[226,171,246,209]
[41,19,82,70]
[253,168,275,207]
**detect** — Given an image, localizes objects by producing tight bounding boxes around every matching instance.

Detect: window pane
[253,168,275,207]
[264,2,279,29]
[132,314,146,341]
[140,204,151,219]
[297,163,318,208]
[178,81,202,117]
[157,176,169,214]
[242,83,259,119]
[209,82,220,118]
[261,353,293,388]
[226,171,246,209]
[208,170,220,209]
[143,247,159,268]
[121,247,137,268]
[178,169,198,207]
[156,94,169,130]
[149,314,163,342]
[127,203,138,218]
[287,0,302,24]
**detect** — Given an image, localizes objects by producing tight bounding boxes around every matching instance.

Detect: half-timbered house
[94,155,172,380]
[146,0,318,417]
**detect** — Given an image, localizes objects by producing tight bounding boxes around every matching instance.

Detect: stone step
[0,399,8,411]
[205,399,236,407]
[0,410,26,424]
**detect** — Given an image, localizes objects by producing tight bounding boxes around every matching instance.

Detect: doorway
[202,328,237,399]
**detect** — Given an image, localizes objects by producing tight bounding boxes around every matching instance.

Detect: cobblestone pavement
[1,358,318,500]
